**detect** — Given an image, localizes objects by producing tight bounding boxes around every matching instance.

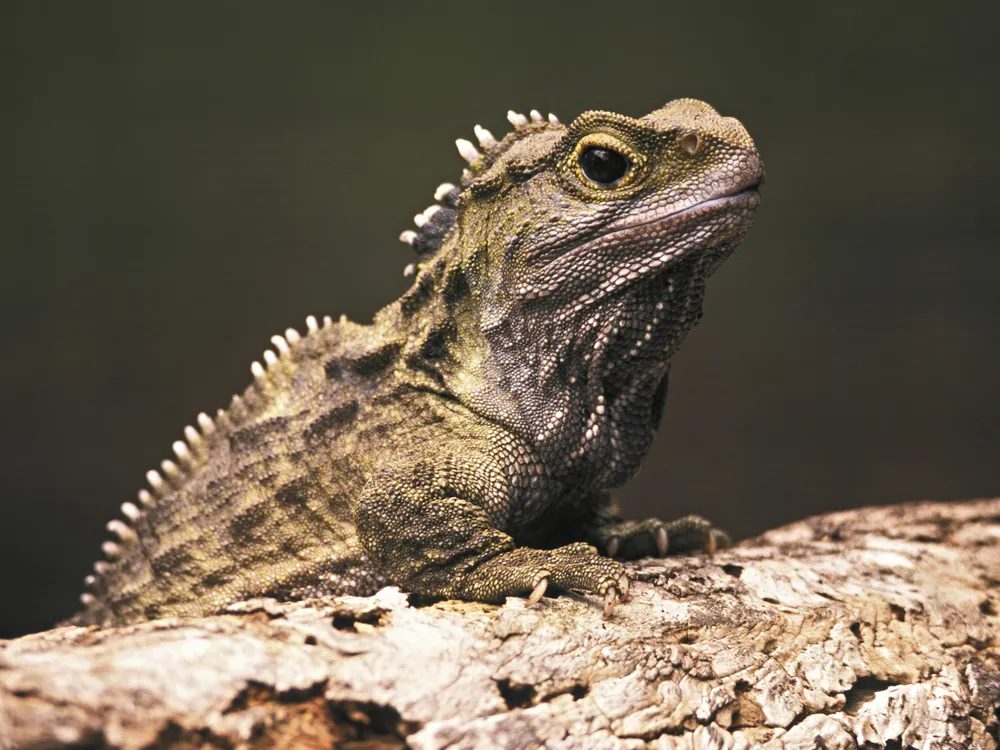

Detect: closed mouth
[601,184,761,239]
[525,181,761,300]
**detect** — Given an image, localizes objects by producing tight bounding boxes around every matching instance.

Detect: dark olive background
[3,2,999,637]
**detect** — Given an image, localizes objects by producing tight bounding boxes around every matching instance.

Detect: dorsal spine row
[397,108,563,270]
[79,313,335,608]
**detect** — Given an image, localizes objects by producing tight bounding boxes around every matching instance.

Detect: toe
[603,586,619,618]
[618,573,630,600]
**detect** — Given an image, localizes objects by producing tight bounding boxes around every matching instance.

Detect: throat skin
[417,193,752,495]
[72,98,762,627]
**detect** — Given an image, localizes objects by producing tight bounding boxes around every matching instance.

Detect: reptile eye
[578,147,631,187]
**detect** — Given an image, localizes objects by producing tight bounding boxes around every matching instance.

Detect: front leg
[583,494,731,560]
[355,457,630,615]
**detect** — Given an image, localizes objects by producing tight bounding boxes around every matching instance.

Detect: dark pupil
[579,146,630,186]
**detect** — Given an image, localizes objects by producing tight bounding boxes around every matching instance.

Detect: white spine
[507,110,529,128]
[434,182,456,201]
[271,335,290,354]
[106,519,137,543]
[184,425,202,447]
[474,124,497,148]
[120,502,141,522]
[160,459,181,481]
[172,440,192,464]
[455,138,481,164]
[146,470,167,495]
[197,412,215,435]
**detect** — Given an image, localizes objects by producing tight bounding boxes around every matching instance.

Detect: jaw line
[522,188,759,302]
[590,187,760,243]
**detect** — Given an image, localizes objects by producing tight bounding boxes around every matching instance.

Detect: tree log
[2,499,999,749]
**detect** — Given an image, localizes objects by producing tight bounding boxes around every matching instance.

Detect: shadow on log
[2,499,999,749]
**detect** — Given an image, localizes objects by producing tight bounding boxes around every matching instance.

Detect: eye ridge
[579,146,631,187]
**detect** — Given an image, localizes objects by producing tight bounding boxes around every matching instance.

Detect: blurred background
[3,2,998,637]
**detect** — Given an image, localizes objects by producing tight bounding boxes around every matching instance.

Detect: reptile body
[74,99,763,626]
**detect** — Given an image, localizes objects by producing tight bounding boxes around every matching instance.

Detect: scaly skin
[73,99,763,626]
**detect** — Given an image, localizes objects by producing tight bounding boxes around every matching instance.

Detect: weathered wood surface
[2,499,998,749]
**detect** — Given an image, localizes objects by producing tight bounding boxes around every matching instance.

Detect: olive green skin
[75,99,762,626]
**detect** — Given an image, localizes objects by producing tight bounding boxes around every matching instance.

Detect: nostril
[678,132,701,156]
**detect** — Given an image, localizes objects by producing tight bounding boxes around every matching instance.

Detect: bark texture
[2,499,999,750]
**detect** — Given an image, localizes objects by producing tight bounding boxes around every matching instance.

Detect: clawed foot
[522,542,631,617]
[460,516,728,618]
[470,542,630,618]
[514,515,729,615]
[524,574,628,617]
[595,514,731,560]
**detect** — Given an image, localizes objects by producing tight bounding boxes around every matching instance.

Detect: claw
[606,536,620,558]
[527,576,549,607]
[707,528,731,553]
[655,526,669,557]
[604,586,619,618]
[618,573,630,600]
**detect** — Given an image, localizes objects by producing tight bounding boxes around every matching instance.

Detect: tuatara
[73,99,763,626]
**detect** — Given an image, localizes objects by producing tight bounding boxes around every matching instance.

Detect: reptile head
[398,100,762,480]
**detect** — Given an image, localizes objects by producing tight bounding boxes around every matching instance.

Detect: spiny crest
[399,108,563,271]
[79,312,338,608]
